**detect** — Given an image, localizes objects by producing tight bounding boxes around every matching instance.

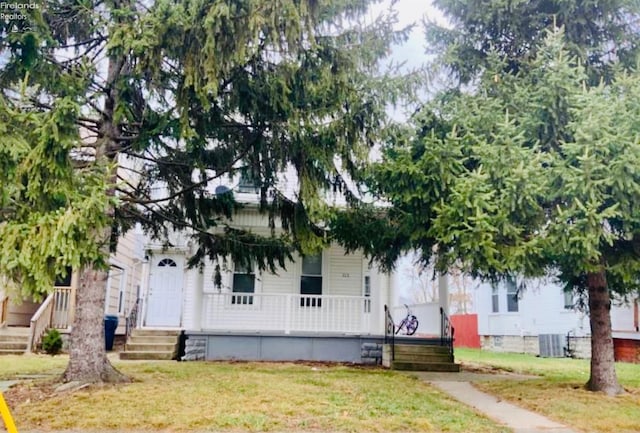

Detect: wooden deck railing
[51,287,73,329]
[27,293,55,352]
[26,287,74,352]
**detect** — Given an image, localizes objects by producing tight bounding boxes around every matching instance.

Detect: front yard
[2,355,504,432]
[4,351,639,432]
[456,348,640,433]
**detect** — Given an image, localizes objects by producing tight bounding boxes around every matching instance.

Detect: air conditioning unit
[539,334,565,357]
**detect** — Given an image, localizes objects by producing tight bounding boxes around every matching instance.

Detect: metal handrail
[384,304,395,361]
[27,293,55,352]
[440,307,455,361]
[125,298,142,339]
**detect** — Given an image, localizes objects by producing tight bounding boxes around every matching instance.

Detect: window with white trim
[491,286,499,313]
[232,262,255,305]
[563,290,574,309]
[506,276,519,312]
[300,253,322,307]
[363,275,371,313]
[237,169,259,194]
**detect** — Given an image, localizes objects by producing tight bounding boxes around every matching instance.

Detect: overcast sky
[372,0,446,70]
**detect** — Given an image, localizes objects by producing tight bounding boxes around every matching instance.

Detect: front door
[146,256,183,327]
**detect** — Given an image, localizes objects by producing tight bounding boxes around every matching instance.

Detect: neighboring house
[0,226,145,353]
[611,300,640,363]
[0,150,147,353]
[475,277,592,358]
[475,276,640,362]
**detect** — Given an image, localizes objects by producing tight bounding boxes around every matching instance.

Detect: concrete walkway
[414,372,578,433]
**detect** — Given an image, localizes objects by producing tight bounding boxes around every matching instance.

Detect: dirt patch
[4,380,58,410]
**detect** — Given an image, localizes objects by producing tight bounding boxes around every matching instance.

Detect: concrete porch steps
[384,343,460,372]
[0,327,29,355]
[119,329,180,361]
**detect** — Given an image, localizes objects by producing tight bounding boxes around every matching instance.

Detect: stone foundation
[181,335,206,361]
[481,335,591,359]
[360,342,382,365]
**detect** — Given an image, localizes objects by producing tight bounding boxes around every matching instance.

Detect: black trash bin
[104,315,119,351]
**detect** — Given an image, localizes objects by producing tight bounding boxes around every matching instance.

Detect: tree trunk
[585,269,623,395]
[62,263,130,383]
[60,3,131,383]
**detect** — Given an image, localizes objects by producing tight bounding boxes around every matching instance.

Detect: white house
[130,168,455,364]
[475,276,640,361]
[137,200,394,363]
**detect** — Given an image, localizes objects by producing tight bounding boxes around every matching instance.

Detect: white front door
[146,256,183,327]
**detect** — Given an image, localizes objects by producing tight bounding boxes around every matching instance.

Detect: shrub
[41,328,63,355]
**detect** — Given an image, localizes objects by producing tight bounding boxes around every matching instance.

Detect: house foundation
[181,332,385,365]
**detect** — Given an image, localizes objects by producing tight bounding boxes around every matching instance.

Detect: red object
[450,314,481,348]
[613,338,640,363]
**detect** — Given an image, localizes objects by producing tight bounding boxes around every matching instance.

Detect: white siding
[261,262,297,294]
[476,279,590,337]
[327,245,363,296]
[611,301,637,332]
[106,228,145,334]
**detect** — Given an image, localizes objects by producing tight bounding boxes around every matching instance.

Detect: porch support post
[438,273,449,315]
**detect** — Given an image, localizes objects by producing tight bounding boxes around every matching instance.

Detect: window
[158,258,177,267]
[491,286,499,313]
[563,290,574,309]
[301,253,322,307]
[363,275,371,313]
[237,169,259,194]
[506,277,519,312]
[54,267,73,287]
[232,262,255,305]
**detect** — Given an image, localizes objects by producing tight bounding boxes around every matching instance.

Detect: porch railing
[440,307,455,360]
[202,293,372,335]
[51,287,73,329]
[27,287,74,352]
[126,298,142,339]
[27,293,55,352]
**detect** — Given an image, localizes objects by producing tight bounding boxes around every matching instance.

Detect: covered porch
[0,281,75,353]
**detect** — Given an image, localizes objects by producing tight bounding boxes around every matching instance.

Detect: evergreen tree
[425,0,640,83]
[0,0,411,383]
[333,29,640,395]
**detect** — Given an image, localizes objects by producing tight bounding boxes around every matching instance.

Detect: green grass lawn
[2,355,507,433]
[0,353,69,379]
[456,348,640,433]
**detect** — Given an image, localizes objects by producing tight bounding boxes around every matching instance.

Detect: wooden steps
[383,343,460,372]
[0,327,29,355]
[119,329,180,361]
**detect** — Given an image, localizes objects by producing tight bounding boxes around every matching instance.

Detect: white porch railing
[27,293,55,352]
[202,293,373,335]
[27,287,74,352]
[51,287,73,329]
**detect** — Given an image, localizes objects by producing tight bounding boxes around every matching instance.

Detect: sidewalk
[413,372,579,433]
